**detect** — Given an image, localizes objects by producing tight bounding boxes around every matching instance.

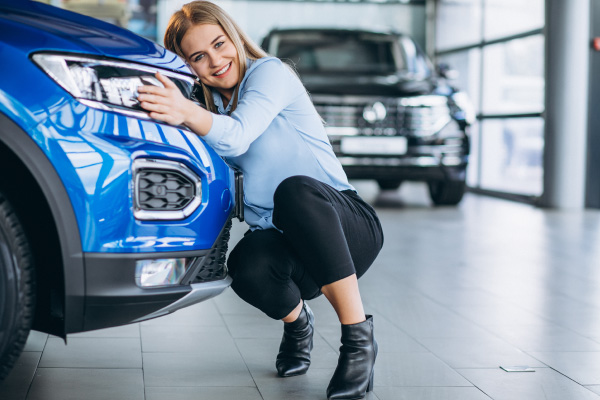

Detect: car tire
[377,180,402,191]
[428,179,466,206]
[0,193,35,381]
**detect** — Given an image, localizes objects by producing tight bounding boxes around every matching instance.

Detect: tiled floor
[2,181,600,400]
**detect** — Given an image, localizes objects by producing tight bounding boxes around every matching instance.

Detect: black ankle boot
[326,315,377,400]
[276,302,315,377]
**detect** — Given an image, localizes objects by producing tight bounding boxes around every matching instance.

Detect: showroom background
[44,0,599,209]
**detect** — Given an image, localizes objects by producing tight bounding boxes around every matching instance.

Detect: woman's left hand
[137,72,194,126]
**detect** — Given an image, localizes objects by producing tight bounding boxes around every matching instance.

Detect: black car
[261,28,474,205]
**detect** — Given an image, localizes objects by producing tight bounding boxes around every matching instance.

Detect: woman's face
[180,23,240,102]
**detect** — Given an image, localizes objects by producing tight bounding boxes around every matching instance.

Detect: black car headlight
[31,53,196,119]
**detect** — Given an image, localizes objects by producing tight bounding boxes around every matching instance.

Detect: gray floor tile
[528,351,600,385]
[453,304,550,327]
[487,323,600,352]
[27,368,143,400]
[419,336,546,369]
[221,314,283,339]
[458,367,600,400]
[419,287,507,309]
[516,297,600,337]
[587,386,600,396]
[39,337,142,368]
[0,352,41,400]
[145,387,263,400]
[143,351,254,387]
[141,324,236,353]
[374,352,471,387]
[368,296,492,339]
[69,323,140,338]
[22,331,48,352]
[374,386,491,400]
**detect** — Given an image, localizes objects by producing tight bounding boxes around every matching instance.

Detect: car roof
[265,28,408,39]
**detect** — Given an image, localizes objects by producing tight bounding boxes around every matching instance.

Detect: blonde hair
[164,1,267,112]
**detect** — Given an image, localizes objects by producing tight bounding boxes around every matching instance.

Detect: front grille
[312,95,450,137]
[132,158,202,221]
[137,170,195,210]
[189,218,232,283]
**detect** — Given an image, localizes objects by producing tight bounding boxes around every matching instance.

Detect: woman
[137,2,383,399]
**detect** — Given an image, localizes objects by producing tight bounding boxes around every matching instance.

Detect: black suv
[261,28,473,205]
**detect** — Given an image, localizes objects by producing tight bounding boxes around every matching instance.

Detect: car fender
[0,111,84,336]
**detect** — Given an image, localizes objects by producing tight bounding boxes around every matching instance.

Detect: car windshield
[273,32,404,74]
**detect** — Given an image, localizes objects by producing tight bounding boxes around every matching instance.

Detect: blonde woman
[137,2,383,399]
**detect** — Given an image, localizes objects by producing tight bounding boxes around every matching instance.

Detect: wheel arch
[0,112,85,337]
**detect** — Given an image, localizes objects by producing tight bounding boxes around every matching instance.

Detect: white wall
[157,0,424,49]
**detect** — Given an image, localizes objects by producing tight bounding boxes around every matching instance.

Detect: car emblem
[363,102,387,124]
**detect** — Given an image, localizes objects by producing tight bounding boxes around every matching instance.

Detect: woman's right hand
[138,72,212,136]
[138,72,195,126]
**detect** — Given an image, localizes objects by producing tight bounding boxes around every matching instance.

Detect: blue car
[0,0,237,379]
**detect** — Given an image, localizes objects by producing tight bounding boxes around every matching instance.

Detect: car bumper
[338,155,468,181]
[78,218,233,332]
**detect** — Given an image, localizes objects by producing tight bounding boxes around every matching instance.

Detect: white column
[541,0,590,208]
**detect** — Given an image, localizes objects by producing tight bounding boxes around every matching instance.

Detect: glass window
[435,0,482,51]
[275,32,398,74]
[484,0,544,41]
[479,118,544,195]
[481,34,544,115]
[35,0,158,41]
[438,48,482,114]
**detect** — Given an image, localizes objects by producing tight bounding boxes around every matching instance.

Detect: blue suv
[0,0,237,379]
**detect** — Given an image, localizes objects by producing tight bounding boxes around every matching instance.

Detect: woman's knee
[228,253,299,320]
[273,176,328,227]
[228,249,274,289]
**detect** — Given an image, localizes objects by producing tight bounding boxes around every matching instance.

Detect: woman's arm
[137,73,213,135]
[138,59,300,157]
[202,59,300,157]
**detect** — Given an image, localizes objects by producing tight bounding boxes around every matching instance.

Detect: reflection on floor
[2,181,600,400]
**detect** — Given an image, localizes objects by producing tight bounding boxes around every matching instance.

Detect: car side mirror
[436,63,459,80]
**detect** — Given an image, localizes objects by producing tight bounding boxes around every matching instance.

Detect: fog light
[135,258,193,288]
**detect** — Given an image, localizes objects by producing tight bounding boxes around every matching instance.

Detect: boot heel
[366,370,374,392]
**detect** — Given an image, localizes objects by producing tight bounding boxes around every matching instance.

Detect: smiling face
[180,23,240,102]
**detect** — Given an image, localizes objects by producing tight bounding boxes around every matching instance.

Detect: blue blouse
[202,57,354,230]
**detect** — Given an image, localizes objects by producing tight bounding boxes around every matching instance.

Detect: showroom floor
[2,182,600,400]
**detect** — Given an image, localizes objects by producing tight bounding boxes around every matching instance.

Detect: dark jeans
[227,175,384,320]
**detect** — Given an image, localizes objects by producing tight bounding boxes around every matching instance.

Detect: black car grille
[137,169,195,211]
[189,218,232,283]
[312,96,450,137]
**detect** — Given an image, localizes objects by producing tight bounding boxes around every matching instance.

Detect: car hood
[0,0,189,74]
[300,73,436,97]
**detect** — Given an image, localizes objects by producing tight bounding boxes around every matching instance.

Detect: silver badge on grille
[362,102,387,124]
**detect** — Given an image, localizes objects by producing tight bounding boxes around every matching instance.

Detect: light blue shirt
[202,56,354,230]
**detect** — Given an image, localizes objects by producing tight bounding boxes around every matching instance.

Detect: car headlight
[31,53,196,119]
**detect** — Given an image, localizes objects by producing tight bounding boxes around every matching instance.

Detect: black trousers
[227,175,384,320]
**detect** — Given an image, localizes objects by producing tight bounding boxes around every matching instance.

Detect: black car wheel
[428,179,466,206]
[377,180,402,191]
[0,193,35,381]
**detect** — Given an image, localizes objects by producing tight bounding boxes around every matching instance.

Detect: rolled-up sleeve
[202,58,299,157]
